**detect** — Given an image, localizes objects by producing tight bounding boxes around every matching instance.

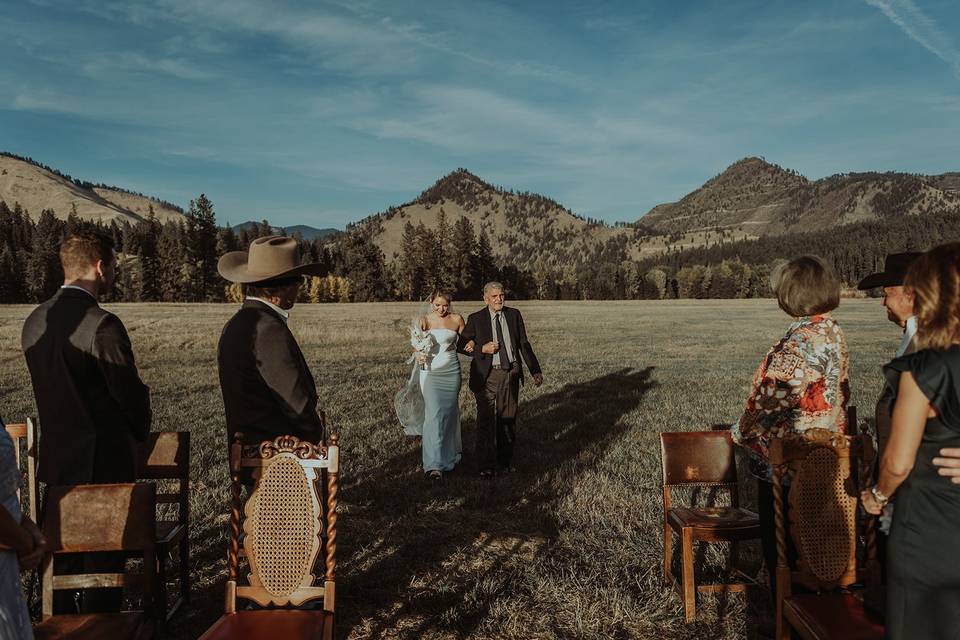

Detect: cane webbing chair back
[770,429,868,592]
[226,432,339,612]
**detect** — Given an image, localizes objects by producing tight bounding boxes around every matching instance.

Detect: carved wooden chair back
[4,418,39,523]
[769,429,873,594]
[40,483,157,620]
[660,430,740,511]
[225,433,339,614]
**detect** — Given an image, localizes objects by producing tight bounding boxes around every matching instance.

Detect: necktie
[495,313,510,365]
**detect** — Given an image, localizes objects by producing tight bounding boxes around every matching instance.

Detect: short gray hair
[483,281,505,295]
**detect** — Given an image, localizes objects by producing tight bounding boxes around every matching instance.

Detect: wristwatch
[870,485,890,507]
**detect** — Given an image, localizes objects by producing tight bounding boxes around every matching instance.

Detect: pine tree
[450,216,476,297]
[473,229,497,289]
[398,221,424,300]
[157,221,186,302]
[26,210,64,302]
[184,194,219,301]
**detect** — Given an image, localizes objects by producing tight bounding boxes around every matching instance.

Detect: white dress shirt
[897,315,918,357]
[60,284,96,299]
[246,297,290,324]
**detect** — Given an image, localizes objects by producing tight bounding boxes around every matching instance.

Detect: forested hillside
[0,154,957,304]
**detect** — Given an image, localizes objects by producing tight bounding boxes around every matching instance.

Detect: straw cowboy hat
[217,235,326,284]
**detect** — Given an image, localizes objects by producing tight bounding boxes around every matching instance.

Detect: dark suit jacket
[458,305,541,393]
[218,300,324,448]
[21,287,151,485]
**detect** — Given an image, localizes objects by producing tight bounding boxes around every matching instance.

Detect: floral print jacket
[732,315,849,477]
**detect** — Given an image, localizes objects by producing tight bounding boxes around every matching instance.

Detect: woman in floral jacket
[732,255,850,597]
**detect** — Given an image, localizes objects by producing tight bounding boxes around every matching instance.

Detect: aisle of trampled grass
[0,299,892,639]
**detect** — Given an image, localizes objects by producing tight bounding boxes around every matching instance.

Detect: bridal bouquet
[409,325,434,371]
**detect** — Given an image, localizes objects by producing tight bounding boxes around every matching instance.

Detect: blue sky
[2,0,959,228]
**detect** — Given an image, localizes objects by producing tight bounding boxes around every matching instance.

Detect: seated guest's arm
[933,448,960,483]
[0,508,46,570]
[861,372,930,514]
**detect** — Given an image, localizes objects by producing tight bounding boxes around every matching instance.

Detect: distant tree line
[1,194,957,304]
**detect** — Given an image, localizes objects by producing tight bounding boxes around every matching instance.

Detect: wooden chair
[198,433,340,640]
[136,431,190,622]
[33,483,158,640]
[5,418,39,523]
[660,430,760,622]
[771,430,884,640]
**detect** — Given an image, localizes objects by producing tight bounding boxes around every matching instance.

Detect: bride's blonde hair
[430,289,453,305]
[906,242,960,350]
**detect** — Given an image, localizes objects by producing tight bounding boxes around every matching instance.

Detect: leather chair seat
[34,612,150,640]
[784,593,884,639]
[667,506,759,530]
[199,610,334,639]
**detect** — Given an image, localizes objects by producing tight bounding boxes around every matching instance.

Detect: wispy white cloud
[865,0,960,78]
[80,52,213,80]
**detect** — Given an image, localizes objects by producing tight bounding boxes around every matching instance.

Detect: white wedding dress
[418,329,462,472]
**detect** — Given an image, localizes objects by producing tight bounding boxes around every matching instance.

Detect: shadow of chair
[34,483,158,640]
[770,430,884,640]
[136,431,191,624]
[198,433,339,640]
[4,418,39,524]
[660,430,761,622]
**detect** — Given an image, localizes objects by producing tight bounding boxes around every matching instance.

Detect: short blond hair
[771,255,840,317]
[906,242,960,350]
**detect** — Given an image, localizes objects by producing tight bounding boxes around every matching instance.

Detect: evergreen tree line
[1,194,957,304]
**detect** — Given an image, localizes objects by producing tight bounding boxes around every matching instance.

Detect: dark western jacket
[218,299,324,448]
[458,305,541,393]
[21,287,152,485]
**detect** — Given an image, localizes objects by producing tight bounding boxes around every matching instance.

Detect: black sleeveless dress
[884,346,960,640]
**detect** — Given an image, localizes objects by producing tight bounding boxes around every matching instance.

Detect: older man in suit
[459,281,542,476]
[217,236,327,451]
[21,230,151,613]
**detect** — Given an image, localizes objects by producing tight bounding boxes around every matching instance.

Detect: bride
[402,289,464,481]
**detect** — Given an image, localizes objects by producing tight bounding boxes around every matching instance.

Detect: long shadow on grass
[338,366,657,639]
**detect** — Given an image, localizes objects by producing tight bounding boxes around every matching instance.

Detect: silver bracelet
[870,485,890,507]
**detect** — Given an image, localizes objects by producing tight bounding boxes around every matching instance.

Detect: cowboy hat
[857,252,923,290]
[217,236,325,284]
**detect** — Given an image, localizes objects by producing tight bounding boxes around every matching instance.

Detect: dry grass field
[0,299,895,639]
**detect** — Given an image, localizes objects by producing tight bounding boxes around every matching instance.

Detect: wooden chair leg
[156,543,169,628]
[681,527,696,622]
[663,522,674,587]
[179,536,190,604]
[727,541,740,578]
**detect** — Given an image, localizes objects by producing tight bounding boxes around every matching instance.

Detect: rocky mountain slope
[0,153,184,224]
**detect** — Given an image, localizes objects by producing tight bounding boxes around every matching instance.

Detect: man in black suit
[459,281,542,476]
[22,231,151,486]
[21,230,151,613]
[217,236,326,450]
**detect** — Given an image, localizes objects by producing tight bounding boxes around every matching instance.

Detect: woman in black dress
[861,242,960,640]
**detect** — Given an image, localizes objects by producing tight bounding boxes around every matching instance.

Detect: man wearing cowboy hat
[217,236,327,449]
[856,251,921,586]
[857,252,923,456]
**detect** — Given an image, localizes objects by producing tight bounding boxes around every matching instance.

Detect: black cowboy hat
[857,252,923,290]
